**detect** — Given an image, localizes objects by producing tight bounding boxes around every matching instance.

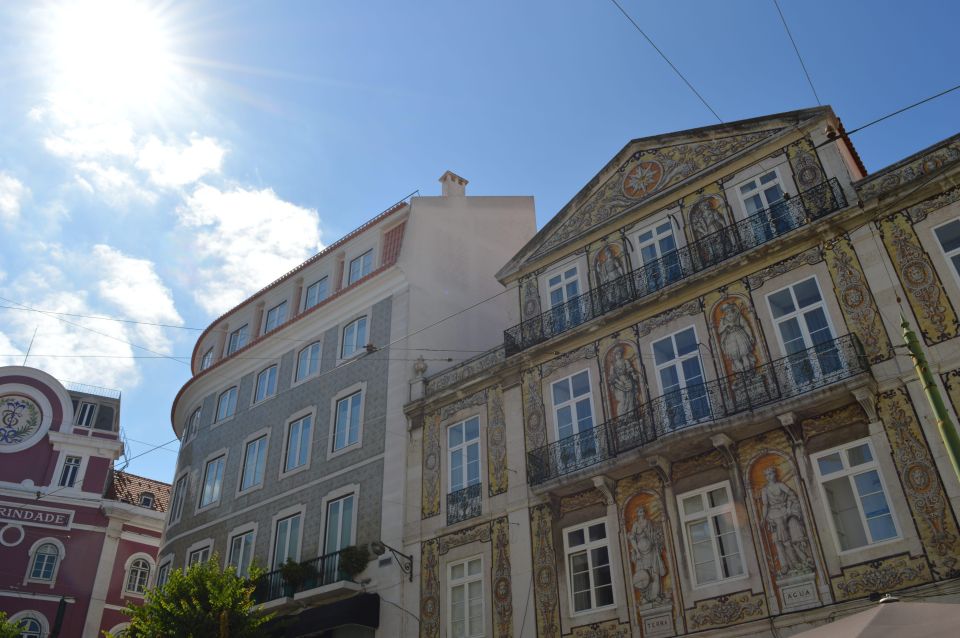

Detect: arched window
[30,543,59,580]
[17,617,42,638]
[126,558,151,594]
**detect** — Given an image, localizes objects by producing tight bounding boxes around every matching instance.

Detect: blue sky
[0,0,957,483]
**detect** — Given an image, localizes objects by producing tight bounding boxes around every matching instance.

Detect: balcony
[504,178,847,356]
[526,333,869,486]
[253,549,359,607]
[447,482,483,526]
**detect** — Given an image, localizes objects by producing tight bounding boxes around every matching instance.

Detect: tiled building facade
[0,366,170,638]
[161,174,537,636]
[403,107,960,638]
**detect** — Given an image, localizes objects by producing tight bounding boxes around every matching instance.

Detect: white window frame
[139,492,155,508]
[677,481,747,587]
[322,493,357,556]
[187,542,212,568]
[7,612,47,638]
[447,416,481,493]
[735,167,787,218]
[341,316,368,359]
[651,325,711,425]
[169,473,188,525]
[226,324,249,355]
[75,401,97,427]
[562,517,615,615]
[766,276,837,357]
[58,455,82,488]
[200,347,214,370]
[185,407,202,441]
[227,527,257,578]
[264,301,288,333]
[198,453,227,510]
[550,369,596,443]
[155,557,172,588]
[932,217,960,289]
[215,386,238,423]
[332,390,363,453]
[271,508,304,570]
[304,276,329,310]
[282,411,314,476]
[347,250,373,285]
[254,365,278,403]
[295,341,322,383]
[123,553,155,597]
[24,538,66,587]
[239,433,269,493]
[811,438,901,554]
[319,484,360,558]
[447,555,485,638]
[545,263,582,310]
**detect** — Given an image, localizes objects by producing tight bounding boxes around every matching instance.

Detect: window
[226,324,249,355]
[170,475,187,523]
[448,417,480,492]
[139,492,155,508]
[125,558,151,594]
[14,617,42,638]
[546,266,582,331]
[813,439,898,551]
[296,342,322,381]
[324,495,355,555]
[635,219,682,292]
[264,301,287,333]
[448,557,484,638]
[652,326,711,426]
[551,370,597,468]
[767,277,840,386]
[738,169,794,239]
[75,401,97,427]
[255,366,278,402]
[58,455,82,488]
[348,250,373,285]
[186,407,202,440]
[188,546,211,566]
[284,415,312,472]
[200,456,225,507]
[341,317,368,358]
[156,562,170,588]
[304,277,329,309]
[29,543,59,581]
[229,530,256,577]
[216,387,238,422]
[273,514,301,569]
[200,348,214,370]
[563,519,614,613]
[934,219,960,283]
[241,436,268,491]
[678,482,745,585]
[333,392,362,451]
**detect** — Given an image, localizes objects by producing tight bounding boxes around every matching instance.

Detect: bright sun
[45,0,178,116]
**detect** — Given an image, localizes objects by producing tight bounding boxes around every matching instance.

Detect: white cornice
[47,430,124,457]
[101,499,165,529]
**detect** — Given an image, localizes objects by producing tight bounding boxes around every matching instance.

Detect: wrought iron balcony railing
[526,333,868,486]
[447,482,483,526]
[253,549,347,604]
[504,178,847,356]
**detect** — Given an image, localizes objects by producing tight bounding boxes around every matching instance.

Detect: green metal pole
[901,315,960,481]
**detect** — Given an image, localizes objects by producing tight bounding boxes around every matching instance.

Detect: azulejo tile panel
[530,503,562,638]
[565,618,631,638]
[491,517,514,638]
[421,412,441,519]
[487,385,509,497]
[685,590,767,631]
[829,553,931,601]
[419,538,441,638]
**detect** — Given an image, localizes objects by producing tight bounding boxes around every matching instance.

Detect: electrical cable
[845,82,960,137]
[607,0,722,123]
[772,0,821,106]
[0,302,203,331]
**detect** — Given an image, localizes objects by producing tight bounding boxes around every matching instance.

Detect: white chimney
[439,170,468,197]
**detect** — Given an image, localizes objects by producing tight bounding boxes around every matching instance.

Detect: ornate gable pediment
[527,127,785,262]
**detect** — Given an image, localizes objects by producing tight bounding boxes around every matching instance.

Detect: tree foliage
[0,612,26,638]
[108,556,272,638]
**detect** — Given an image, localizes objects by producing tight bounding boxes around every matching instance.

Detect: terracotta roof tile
[106,470,172,513]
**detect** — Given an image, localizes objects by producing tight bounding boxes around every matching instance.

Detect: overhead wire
[772,0,821,106]
[607,0,722,123]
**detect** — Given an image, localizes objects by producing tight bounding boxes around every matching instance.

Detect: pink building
[0,366,170,637]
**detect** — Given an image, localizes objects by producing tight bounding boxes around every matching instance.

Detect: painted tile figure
[594,243,629,309]
[760,466,813,576]
[690,195,731,266]
[628,505,668,604]
[607,344,642,418]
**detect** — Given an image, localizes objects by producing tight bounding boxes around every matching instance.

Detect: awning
[791,599,960,638]
[265,593,380,637]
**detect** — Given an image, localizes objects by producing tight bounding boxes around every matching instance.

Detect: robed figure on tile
[628,506,668,605]
[760,466,813,575]
[594,243,629,310]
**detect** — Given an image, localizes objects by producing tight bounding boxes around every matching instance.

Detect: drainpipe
[901,315,960,481]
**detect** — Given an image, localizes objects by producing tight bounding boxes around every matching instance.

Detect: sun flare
[44,0,178,117]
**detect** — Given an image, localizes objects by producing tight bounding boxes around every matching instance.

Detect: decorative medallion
[491,517,514,638]
[419,538,441,638]
[0,395,42,448]
[522,368,547,452]
[530,503,561,638]
[622,161,664,198]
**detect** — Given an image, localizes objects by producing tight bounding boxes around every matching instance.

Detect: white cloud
[0,172,28,225]
[43,118,138,160]
[74,161,157,206]
[92,244,183,353]
[178,184,323,315]
[136,134,226,187]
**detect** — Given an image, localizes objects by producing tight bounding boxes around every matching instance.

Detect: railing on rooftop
[62,380,122,400]
[526,333,868,486]
[505,178,847,356]
[252,549,347,604]
[446,483,483,526]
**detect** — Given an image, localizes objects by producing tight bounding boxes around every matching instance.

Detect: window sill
[328,441,361,460]
[279,463,311,480]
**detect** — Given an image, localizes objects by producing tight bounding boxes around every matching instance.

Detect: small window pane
[682,494,703,515]
[708,487,728,507]
[794,278,822,308]
[768,289,795,318]
[817,452,844,476]
[847,444,873,466]
[935,220,960,253]
[552,379,571,404]
[675,327,697,355]
[567,528,585,547]
[588,523,606,542]
[571,371,590,397]
[652,338,675,365]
